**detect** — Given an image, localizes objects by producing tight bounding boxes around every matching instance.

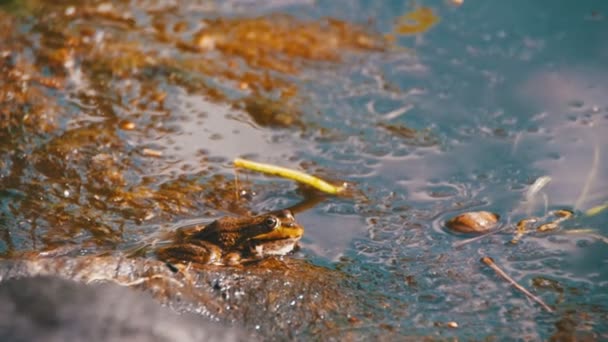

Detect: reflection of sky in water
[519,69,608,211]
[300,1,608,337]
[152,89,301,171]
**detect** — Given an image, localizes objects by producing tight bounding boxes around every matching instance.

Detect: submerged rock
[0,256,366,339]
[0,275,246,342]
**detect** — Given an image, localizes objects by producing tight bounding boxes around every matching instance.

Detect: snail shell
[446,211,499,234]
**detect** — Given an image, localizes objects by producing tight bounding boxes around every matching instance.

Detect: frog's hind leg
[156,243,221,265]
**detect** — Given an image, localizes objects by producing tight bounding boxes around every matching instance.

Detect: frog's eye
[264,216,279,229]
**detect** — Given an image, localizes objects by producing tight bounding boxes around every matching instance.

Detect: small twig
[142,148,163,157]
[481,256,554,313]
[452,223,508,248]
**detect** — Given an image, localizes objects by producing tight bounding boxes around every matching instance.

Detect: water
[0,0,607,339]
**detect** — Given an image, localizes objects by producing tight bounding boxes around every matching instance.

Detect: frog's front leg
[156,241,222,265]
[221,252,243,266]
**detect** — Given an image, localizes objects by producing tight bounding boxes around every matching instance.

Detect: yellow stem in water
[234,158,346,195]
[585,202,608,216]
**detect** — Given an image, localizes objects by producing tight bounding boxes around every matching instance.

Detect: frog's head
[247,209,304,257]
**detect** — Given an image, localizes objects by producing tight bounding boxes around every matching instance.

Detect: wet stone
[0,275,248,342]
[0,256,370,339]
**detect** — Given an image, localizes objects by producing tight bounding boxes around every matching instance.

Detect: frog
[156,209,304,266]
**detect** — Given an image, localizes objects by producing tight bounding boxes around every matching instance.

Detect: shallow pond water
[1,0,607,339]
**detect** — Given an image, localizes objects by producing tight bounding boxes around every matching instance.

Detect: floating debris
[377,123,438,147]
[510,209,574,242]
[119,120,136,130]
[510,218,536,244]
[537,222,559,232]
[394,7,440,35]
[553,209,574,219]
[142,148,163,158]
[536,209,573,233]
[455,209,575,247]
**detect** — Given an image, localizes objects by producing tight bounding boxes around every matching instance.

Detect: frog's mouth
[250,224,303,241]
[249,223,303,257]
[249,235,300,256]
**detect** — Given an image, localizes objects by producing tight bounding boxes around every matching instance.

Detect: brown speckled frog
[156,210,303,266]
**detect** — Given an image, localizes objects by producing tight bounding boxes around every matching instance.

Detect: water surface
[1,0,607,339]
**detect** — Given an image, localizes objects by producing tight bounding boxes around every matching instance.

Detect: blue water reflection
[277,0,608,338]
